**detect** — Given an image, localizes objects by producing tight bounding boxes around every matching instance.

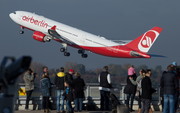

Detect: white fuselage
[10,11,159,58]
[10,11,119,48]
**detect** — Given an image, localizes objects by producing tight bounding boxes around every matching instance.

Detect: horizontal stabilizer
[112,40,132,45]
[148,54,166,58]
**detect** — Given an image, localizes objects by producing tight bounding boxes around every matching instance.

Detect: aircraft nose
[9,13,14,19]
[9,12,16,19]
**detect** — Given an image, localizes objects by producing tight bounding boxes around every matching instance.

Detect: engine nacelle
[33,31,51,42]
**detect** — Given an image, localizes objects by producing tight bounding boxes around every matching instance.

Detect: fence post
[122,85,125,104]
[158,85,161,105]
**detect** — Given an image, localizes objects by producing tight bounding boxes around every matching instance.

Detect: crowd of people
[22,62,180,113]
[24,66,85,113]
[123,62,180,113]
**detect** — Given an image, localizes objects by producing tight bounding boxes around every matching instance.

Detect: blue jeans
[126,94,135,110]
[163,94,175,113]
[100,90,110,110]
[66,100,73,112]
[74,98,83,111]
[56,90,65,112]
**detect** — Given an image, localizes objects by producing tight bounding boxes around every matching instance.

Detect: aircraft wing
[112,40,132,45]
[48,26,74,45]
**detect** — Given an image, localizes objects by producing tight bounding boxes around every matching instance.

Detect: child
[63,81,76,113]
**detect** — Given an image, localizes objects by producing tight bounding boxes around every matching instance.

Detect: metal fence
[15,83,161,106]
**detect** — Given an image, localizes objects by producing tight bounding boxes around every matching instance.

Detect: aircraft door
[18,13,23,21]
[113,45,119,53]
[81,35,86,45]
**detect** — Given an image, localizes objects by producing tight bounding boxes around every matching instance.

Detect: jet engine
[33,31,51,42]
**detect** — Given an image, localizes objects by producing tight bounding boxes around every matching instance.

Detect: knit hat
[172,62,177,66]
[128,67,135,76]
[75,72,81,77]
[69,69,75,74]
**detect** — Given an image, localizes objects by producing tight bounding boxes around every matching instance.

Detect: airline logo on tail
[138,30,159,53]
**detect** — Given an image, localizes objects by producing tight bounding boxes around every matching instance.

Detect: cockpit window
[13,12,16,14]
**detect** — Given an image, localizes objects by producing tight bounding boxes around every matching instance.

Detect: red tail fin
[125,26,163,53]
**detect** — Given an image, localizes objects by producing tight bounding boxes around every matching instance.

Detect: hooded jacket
[41,76,51,97]
[55,72,65,90]
[23,72,35,91]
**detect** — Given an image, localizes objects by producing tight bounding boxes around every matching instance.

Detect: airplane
[9,11,163,58]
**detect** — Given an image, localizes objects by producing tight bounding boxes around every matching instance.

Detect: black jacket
[160,70,178,95]
[0,85,3,93]
[141,76,156,100]
[55,72,65,90]
[72,77,85,98]
[124,74,137,94]
[63,87,76,101]
[65,72,74,85]
[99,72,111,88]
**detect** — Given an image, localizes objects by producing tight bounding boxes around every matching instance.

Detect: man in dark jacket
[65,69,74,86]
[98,66,112,111]
[141,69,156,113]
[160,65,171,110]
[171,62,180,112]
[23,68,35,111]
[55,67,65,113]
[160,66,178,113]
[72,72,85,112]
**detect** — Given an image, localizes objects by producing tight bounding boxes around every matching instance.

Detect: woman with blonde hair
[129,69,146,113]
[41,73,51,113]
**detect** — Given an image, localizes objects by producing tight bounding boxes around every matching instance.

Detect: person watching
[23,68,35,111]
[55,67,66,113]
[98,66,112,111]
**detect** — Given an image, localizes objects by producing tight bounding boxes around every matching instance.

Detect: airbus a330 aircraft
[9,11,163,58]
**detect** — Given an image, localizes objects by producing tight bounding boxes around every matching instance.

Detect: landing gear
[60,43,70,57]
[20,26,24,34]
[78,50,83,54]
[19,30,24,34]
[64,52,70,56]
[60,48,65,52]
[81,54,88,58]
[78,49,88,58]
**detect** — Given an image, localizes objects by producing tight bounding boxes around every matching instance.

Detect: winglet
[125,26,163,53]
[51,25,56,30]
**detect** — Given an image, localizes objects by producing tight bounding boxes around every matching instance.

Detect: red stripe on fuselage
[21,25,150,58]
[54,39,150,58]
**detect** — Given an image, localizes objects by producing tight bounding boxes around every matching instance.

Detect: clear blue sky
[0,0,180,70]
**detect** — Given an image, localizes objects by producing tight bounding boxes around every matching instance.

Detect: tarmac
[14,110,162,113]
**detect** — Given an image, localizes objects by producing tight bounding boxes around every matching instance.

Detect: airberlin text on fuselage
[22,16,48,28]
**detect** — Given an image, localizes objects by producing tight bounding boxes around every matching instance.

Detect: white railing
[15,83,161,106]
